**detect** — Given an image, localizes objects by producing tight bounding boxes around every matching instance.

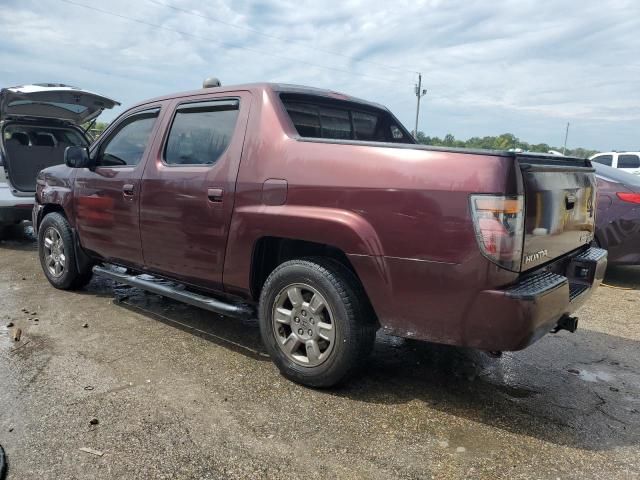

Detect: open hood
[0,83,120,125]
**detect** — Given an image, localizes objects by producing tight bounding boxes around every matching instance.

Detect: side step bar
[93,265,255,319]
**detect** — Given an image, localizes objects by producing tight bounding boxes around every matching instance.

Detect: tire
[38,212,93,290]
[259,258,377,388]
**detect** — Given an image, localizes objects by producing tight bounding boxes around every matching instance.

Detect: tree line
[415,131,598,158]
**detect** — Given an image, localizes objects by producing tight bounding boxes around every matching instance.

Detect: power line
[146,0,418,75]
[56,0,402,84]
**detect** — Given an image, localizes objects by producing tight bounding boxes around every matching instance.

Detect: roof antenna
[203,77,221,88]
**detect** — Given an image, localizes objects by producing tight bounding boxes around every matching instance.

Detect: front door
[74,107,161,267]
[139,92,251,290]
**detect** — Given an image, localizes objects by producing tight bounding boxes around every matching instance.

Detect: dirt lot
[1,224,639,479]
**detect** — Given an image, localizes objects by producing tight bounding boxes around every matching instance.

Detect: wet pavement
[0,224,639,479]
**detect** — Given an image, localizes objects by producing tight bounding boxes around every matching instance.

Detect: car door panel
[139,92,251,291]
[74,106,163,267]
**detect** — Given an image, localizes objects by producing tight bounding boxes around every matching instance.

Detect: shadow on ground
[604,265,640,289]
[0,222,36,252]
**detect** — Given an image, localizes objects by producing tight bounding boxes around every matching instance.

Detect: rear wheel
[38,212,93,290]
[259,258,376,388]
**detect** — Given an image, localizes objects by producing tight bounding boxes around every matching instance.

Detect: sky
[1,0,638,151]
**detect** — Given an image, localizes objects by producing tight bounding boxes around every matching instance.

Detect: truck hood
[0,83,120,124]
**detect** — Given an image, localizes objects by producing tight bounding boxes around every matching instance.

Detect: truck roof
[130,82,389,112]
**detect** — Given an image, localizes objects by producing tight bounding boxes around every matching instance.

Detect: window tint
[164,100,239,165]
[281,94,412,143]
[618,154,640,169]
[319,107,351,139]
[592,154,613,167]
[99,111,158,166]
[352,111,378,140]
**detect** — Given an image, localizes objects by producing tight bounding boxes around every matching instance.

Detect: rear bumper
[466,247,608,351]
[350,246,607,352]
[0,186,34,223]
[0,186,35,224]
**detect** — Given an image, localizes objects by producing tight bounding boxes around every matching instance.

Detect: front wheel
[259,258,376,388]
[38,212,93,290]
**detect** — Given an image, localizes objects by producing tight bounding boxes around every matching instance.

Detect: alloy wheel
[43,227,66,278]
[272,283,336,367]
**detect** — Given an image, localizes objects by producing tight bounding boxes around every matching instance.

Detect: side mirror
[64,146,92,168]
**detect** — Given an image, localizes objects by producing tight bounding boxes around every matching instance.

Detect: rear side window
[592,154,613,166]
[281,94,412,143]
[164,100,239,166]
[618,154,640,169]
[99,109,159,167]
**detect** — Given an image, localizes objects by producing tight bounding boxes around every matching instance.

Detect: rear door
[74,106,162,267]
[517,154,597,271]
[139,91,251,290]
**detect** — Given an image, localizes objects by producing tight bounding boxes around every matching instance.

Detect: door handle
[207,188,224,203]
[123,184,135,197]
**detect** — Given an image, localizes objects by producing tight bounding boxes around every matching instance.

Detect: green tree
[414,131,598,157]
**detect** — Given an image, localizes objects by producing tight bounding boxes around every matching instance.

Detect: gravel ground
[0,224,639,479]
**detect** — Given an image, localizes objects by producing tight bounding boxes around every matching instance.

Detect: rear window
[281,94,412,143]
[7,100,88,114]
[3,124,85,147]
[592,154,613,166]
[618,154,640,169]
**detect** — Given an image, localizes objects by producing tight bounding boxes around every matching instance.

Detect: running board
[92,265,255,319]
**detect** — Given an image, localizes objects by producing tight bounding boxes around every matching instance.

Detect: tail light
[616,192,640,204]
[470,194,524,271]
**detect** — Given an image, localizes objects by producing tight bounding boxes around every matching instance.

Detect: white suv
[590,151,640,175]
[0,84,118,234]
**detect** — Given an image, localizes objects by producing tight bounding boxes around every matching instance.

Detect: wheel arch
[249,236,358,300]
[223,204,384,297]
[35,204,67,232]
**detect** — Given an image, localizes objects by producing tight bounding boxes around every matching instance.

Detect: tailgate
[517,154,596,271]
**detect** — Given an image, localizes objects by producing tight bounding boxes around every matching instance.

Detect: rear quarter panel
[223,88,520,341]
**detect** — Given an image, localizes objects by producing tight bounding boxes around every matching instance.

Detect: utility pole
[562,122,570,155]
[414,73,427,139]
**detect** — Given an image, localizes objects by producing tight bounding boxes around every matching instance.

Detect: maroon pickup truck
[33,82,607,387]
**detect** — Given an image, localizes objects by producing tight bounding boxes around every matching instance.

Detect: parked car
[590,151,640,175]
[33,82,606,387]
[0,83,118,235]
[593,162,640,265]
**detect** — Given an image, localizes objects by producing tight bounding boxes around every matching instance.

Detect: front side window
[618,154,640,169]
[592,154,613,167]
[98,110,159,167]
[164,100,239,166]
